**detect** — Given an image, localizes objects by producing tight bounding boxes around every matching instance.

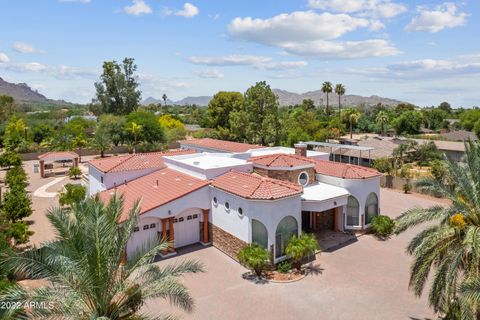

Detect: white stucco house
[90,138,381,263]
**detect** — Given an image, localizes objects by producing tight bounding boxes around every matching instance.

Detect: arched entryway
[346,196,360,227]
[365,193,379,225]
[275,216,298,258]
[252,219,268,249]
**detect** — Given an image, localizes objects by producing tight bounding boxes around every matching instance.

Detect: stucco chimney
[294,143,307,157]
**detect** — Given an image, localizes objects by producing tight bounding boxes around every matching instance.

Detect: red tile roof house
[90,139,381,263]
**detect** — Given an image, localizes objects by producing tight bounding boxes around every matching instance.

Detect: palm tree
[321,81,333,115]
[334,84,346,119]
[0,195,204,319]
[127,122,142,154]
[344,108,360,139]
[394,140,480,318]
[162,94,168,108]
[285,233,319,271]
[375,111,389,136]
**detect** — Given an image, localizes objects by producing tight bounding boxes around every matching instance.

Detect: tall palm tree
[344,108,360,139]
[334,84,346,119]
[321,81,333,115]
[375,111,389,136]
[395,140,480,318]
[127,122,142,154]
[162,94,168,108]
[0,195,204,319]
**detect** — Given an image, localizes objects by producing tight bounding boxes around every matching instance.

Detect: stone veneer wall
[315,210,334,230]
[212,225,247,261]
[253,167,316,185]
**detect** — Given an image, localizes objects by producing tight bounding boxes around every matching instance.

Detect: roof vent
[193,161,200,166]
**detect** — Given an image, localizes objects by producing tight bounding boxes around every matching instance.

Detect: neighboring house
[64,115,98,123]
[90,139,381,263]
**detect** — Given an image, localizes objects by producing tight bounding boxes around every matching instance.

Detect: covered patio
[37,151,79,178]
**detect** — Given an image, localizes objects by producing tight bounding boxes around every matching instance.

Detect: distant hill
[142,96,174,105]
[0,77,70,105]
[143,89,405,107]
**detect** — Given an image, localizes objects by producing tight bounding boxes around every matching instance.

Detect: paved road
[145,188,444,320]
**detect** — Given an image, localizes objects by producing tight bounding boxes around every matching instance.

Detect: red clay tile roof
[89,149,196,173]
[99,167,209,222]
[249,153,315,168]
[212,170,303,200]
[38,151,78,161]
[315,160,381,179]
[179,138,263,153]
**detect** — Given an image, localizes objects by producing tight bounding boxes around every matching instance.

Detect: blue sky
[0,0,479,107]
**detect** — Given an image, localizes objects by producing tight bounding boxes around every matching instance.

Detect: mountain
[0,77,72,105]
[142,96,174,105]
[272,89,405,107]
[174,96,212,106]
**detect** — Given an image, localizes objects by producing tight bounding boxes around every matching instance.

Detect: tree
[392,110,423,135]
[126,110,165,147]
[321,81,333,115]
[92,127,112,158]
[394,140,480,317]
[68,166,82,179]
[162,93,168,107]
[334,83,345,119]
[237,243,269,277]
[375,111,389,136]
[207,91,244,130]
[0,195,204,319]
[0,95,16,122]
[5,165,28,189]
[127,121,142,153]
[1,187,32,223]
[300,99,316,112]
[344,108,360,139]
[72,136,87,163]
[159,114,187,144]
[372,157,393,175]
[244,81,280,146]
[438,101,452,113]
[59,184,86,206]
[285,233,319,271]
[0,151,22,168]
[4,116,26,151]
[97,114,126,146]
[94,57,141,115]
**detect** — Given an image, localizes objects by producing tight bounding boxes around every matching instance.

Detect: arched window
[365,193,379,225]
[252,219,268,249]
[346,196,360,227]
[275,216,298,258]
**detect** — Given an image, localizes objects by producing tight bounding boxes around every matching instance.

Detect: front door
[301,211,311,231]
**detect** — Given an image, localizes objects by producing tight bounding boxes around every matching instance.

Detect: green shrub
[403,181,412,194]
[277,260,291,273]
[59,184,87,206]
[285,232,319,271]
[69,166,82,179]
[371,215,395,238]
[237,243,269,277]
[5,165,28,189]
[0,151,22,168]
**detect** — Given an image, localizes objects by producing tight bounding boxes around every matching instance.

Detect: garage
[174,208,201,248]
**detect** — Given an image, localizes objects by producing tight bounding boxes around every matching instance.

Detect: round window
[238,207,243,216]
[225,202,230,210]
[298,171,309,186]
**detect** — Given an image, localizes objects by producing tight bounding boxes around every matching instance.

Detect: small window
[143,225,149,230]
[225,202,230,211]
[298,172,309,186]
[238,207,243,216]
[133,226,139,232]
[100,176,104,183]
[179,217,184,222]
[213,197,218,205]
[187,215,192,220]
[174,218,178,223]
[150,223,156,228]
[193,214,198,219]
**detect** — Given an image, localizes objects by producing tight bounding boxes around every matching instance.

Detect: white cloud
[0,52,10,63]
[123,0,152,16]
[0,59,97,79]
[175,3,199,18]
[12,42,46,54]
[405,2,467,33]
[307,0,407,18]
[194,69,224,79]
[188,54,308,70]
[5,62,47,72]
[227,11,399,59]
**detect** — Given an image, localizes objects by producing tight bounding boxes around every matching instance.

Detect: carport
[37,151,79,178]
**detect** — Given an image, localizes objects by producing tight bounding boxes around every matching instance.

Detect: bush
[285,232,319,271]
[5,165,28,189]
[0,151,22,168]
[59,184,87,206]
[371,215,395,238]
[237,243,269,277]
[403,181,412,194]
[69,166,82,179]
[277,260,291,273]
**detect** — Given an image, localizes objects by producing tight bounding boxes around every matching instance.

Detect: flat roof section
[301,182,349,202]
